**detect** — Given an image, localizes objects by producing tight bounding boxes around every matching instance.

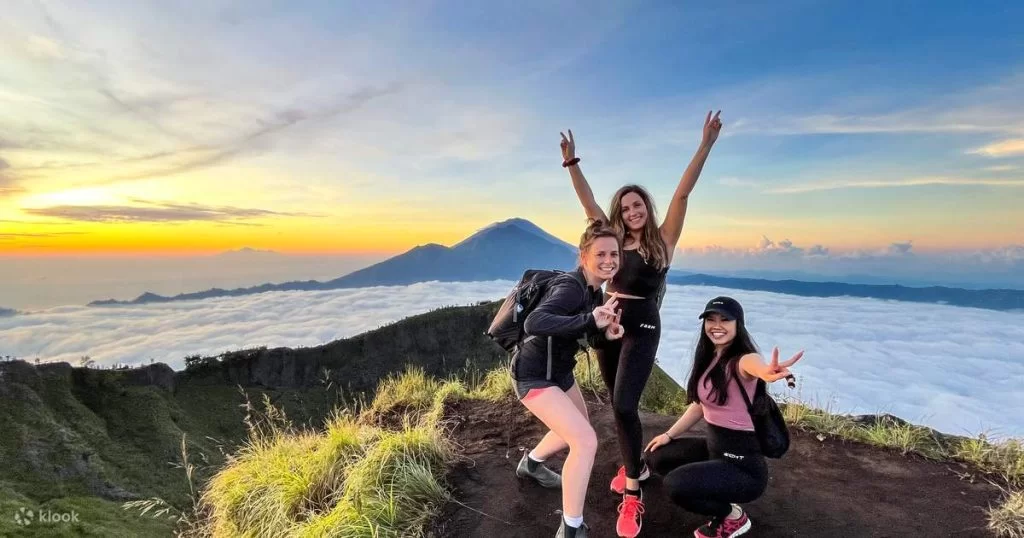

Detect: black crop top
[607,248,669,299]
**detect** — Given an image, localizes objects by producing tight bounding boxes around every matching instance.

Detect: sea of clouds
[2,281,1021,439]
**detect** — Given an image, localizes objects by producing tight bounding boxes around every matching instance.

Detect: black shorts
[513,370,576,400]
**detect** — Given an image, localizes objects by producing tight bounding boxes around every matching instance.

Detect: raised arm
[561,130,608,222]
[660,111,723,260]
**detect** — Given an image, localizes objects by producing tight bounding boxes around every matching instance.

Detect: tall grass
[367,366,444,419]
[989,488,1024,538]
[954,436,1024,487]
[192,367,461,537]
[855,416,944,458]
[468,366,515,402]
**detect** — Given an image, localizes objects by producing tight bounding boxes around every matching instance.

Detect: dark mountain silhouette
[667,272,1024,311]
[88,218,577,306]
[84,217,1024,311]
[333,218,577,287]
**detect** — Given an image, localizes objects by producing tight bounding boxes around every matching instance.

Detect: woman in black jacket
[513,219,625,538]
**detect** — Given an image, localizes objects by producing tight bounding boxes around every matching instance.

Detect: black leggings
[596,298,660,479]
[644,424,768,517]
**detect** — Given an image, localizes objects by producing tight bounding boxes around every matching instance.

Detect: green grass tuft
[198,367,458,538]
[989,488,1024,538]
[468,367,515,402]
[954,436,1024,488]
[781,399,858,439]
[849,415,943,458]
[367,366,444,419]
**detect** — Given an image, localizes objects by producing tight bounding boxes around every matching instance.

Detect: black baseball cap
[698,296,744,323]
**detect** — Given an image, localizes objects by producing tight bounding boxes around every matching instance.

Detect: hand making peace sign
[763,346,804,383]
[560,129,576,161]
[702,110,723,147]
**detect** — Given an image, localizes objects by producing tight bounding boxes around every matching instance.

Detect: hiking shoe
[615,492,645,537]
[555,520,589,538]
[515,452,562,488]
[609,464,650,495]
[694,509,751,538]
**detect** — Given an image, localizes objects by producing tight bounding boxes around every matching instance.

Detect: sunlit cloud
[766,176,1024,194]
[22,199,317,223]
[0,232,86,240]
[969,138,1024,157]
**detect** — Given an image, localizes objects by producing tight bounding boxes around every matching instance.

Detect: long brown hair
[608,185,668,270]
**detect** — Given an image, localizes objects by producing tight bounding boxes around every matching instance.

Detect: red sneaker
[615,492,645,537]
[694,508,751,538]
[609,464,650,495]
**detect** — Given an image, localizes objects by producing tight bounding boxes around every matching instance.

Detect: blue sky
[1,0,1022,287]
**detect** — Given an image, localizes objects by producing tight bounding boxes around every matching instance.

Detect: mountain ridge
[80,217,1024,312]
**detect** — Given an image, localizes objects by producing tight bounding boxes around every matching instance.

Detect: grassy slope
[0,302,507,537]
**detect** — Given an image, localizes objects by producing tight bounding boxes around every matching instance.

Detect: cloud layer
[678,237,1024,288]
[2,281,1021,438]
[23,199,313,223]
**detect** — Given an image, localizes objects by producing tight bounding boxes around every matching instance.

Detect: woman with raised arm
[559,111,723,538]
[511,219,625,538]
[643,296,805,538]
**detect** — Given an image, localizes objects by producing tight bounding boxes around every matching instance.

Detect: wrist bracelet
[562,157,580,168]
[663,432,675,440]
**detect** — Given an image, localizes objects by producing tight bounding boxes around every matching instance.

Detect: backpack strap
[516,271,591,378]
[735,374,756,415]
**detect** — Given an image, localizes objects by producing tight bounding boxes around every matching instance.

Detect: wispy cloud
[0,157,21,197]
[725,74,1024,138]
[0,232,85,240]
[969,138,1024,157]
[0,219,71,226]
[717,176,759,187]
[735,113,1024,137]
[23,199,320,223]
[767,176,1024,194]
[983,165,1019,172]
[19,85,403,188]
[885,241,913,256]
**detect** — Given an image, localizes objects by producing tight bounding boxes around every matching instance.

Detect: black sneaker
[555,520,589,538]
[515,452,562,488]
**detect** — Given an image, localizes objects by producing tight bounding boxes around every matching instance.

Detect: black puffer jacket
[513,268,605,381]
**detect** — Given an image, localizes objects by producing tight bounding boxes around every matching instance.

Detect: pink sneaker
[609,464,650,495]
[694,508,751,538]
[615,492,645,537]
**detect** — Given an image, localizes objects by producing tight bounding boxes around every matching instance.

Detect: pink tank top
[697,355,757,432]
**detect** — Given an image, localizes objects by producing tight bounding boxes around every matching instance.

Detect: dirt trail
[431,398,1001,537]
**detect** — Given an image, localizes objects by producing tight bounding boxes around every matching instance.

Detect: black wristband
[562,157,580,168]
